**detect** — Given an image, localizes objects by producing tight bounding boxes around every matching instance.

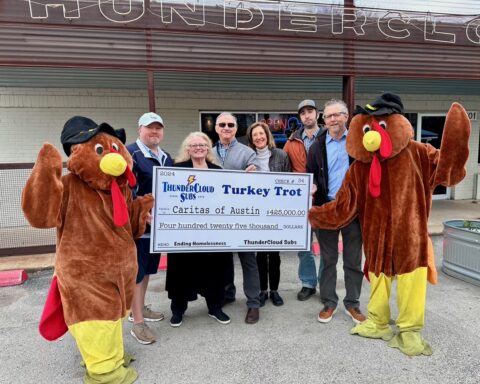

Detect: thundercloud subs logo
[162,175,215,202]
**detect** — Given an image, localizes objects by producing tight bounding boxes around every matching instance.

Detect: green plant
[462,220,480,233]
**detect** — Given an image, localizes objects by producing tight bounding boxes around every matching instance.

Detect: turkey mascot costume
[309,93,470,356]
[22,116,154,383]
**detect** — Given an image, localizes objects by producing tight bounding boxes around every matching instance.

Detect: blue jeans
[298,251,323,288]
[298,245,324,289]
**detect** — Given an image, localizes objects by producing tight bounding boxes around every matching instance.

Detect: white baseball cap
[138,112,164,127]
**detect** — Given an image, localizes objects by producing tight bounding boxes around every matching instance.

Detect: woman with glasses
[246,122,291,306]
[166,132,231,326]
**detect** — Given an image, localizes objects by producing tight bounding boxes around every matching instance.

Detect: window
[257,113,301,148]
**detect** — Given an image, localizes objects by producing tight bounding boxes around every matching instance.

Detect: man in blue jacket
[127,112,173,344]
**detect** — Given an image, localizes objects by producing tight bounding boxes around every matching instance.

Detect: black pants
[256,251,281,291]
[317,219,363,309]
[171,295,222,315]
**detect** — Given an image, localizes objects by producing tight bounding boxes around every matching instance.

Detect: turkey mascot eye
[378,120,387,129]
[362,124,371,134]
[95,144,104,155]
[111,143,119,151]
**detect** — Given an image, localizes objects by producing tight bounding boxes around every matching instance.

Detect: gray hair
[215,112,238,126]
[324,99,348,114]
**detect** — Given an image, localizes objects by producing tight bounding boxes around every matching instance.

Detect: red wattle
[111,179,129,227]
[125,166,136,187]
[369,155,381,198]
[372,121,393,158]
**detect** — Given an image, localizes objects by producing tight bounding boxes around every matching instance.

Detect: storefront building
[1,0,479,201]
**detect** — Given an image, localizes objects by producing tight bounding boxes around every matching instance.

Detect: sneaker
[297,287,316,301]
[259,291,268,307]
[170,313,183,327]
[317,306,337,323]
[345,307,366,324]
[128,305,164,322]
[143,305,165,322]
[208,310,231,325]
[130,322,156,345]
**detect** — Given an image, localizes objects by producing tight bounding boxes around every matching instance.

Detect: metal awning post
[146,0,156,112]
[343,0,355,121]
[147,69,156,113]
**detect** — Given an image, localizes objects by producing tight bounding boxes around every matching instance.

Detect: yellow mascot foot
[122,353,136,367]
[387,331,433,356]
[84,366,138,384]
[81,353,136,369]
[350,319,394,341]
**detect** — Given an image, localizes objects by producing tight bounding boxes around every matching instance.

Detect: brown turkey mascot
[308,93,470,356]
[22,116,154,383]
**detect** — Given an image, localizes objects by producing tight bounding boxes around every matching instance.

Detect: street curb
[0,254,55,273]
[0,269,28,287]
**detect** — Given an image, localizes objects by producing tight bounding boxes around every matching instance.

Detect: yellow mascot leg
[69,319,138,384]
[351,272,393,341]
[387,267,433,356]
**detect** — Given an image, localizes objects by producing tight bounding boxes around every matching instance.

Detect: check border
[150,167,312,253]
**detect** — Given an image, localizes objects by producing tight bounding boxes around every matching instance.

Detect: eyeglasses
[323,112,346,120]
[189,143,208,149]
[217,122,236,128]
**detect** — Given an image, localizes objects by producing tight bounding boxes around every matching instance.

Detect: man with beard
[284,100,324,302]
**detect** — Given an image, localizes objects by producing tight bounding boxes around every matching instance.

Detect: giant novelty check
[150,167,312,253]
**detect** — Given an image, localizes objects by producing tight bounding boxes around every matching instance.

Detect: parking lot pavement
[1,235,479,384]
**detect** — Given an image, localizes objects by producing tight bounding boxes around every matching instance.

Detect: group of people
[127,99,366,345]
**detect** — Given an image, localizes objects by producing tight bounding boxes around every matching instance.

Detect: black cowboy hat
[354,92,404,116]
[60,116,126,156]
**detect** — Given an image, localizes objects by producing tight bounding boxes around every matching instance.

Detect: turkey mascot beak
[100,148,136,227]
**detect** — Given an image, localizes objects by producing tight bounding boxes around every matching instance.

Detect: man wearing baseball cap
[126,112,173,344]
[284,99,324,302]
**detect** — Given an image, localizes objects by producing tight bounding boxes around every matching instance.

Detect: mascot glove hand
[37,143,64,177]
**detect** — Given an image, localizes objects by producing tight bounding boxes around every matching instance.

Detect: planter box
[442,220,480,286]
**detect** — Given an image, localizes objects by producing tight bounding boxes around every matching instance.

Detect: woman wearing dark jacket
[246,122,292,306]
[166,132,231,327]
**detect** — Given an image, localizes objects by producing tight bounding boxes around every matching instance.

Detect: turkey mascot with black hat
[22,116,154,383]
[308,93,470,356]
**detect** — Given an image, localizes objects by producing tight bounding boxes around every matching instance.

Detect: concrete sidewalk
[1,199,478,272]
[0,234,479,383]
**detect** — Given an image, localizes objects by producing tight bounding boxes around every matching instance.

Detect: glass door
[417,114,448,199]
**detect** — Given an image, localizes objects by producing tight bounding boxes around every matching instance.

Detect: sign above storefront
[22,0,480,46]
